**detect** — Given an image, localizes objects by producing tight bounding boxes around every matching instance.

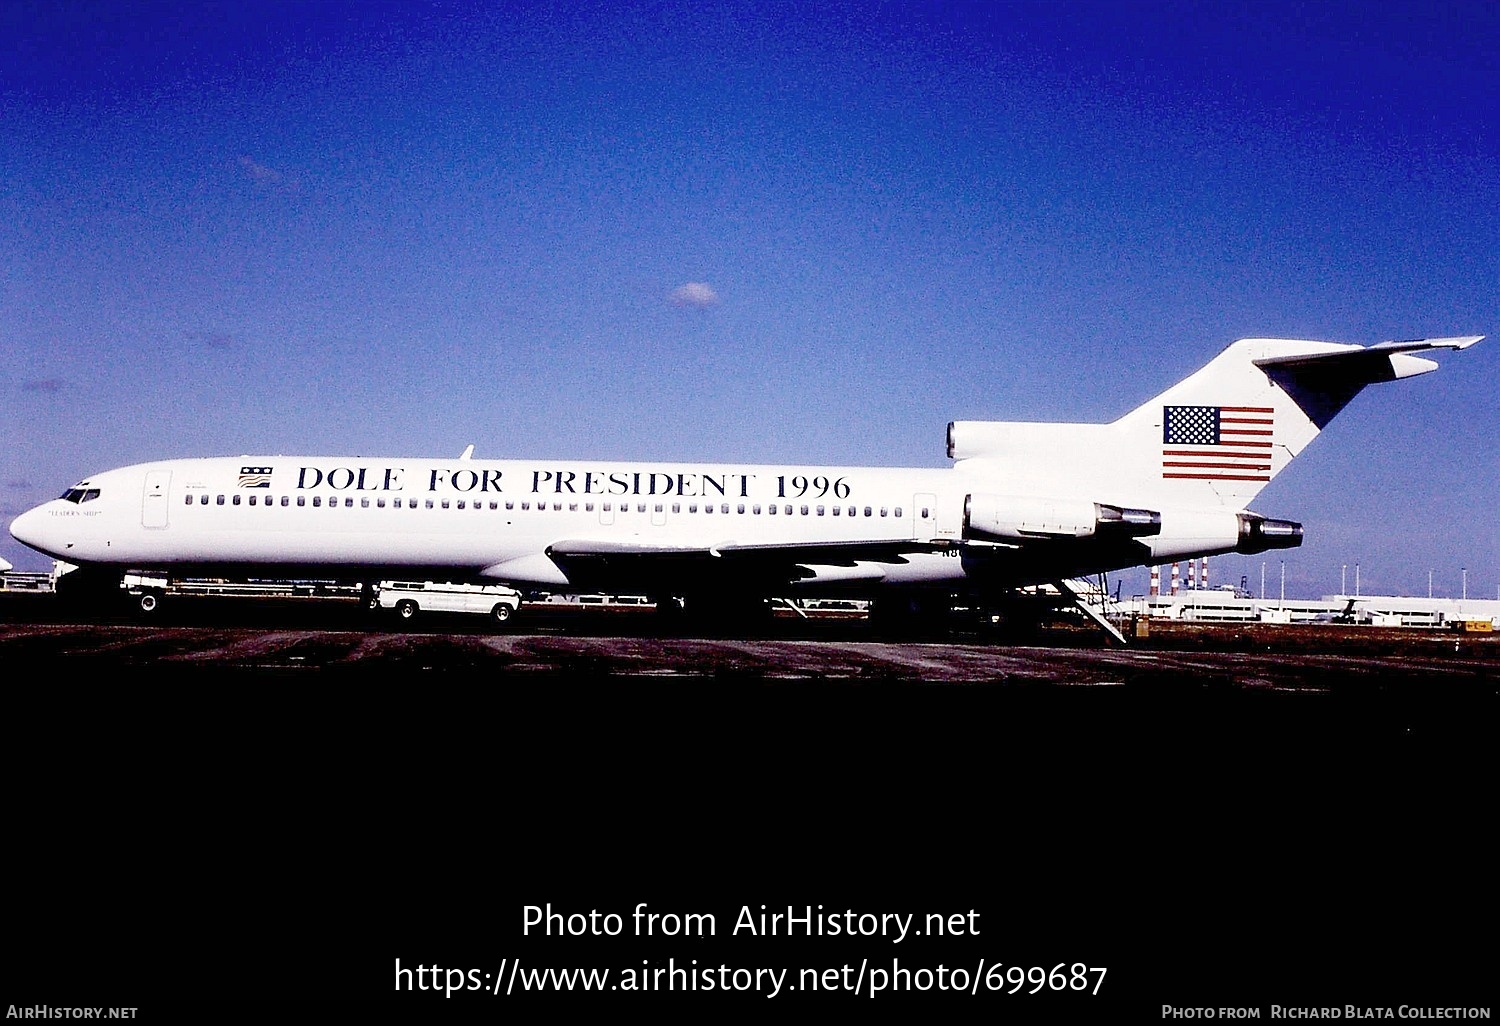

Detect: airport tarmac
[2,590,1495,688]
[5,592,1490,1015]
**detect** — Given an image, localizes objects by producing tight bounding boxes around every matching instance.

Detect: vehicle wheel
[491,603,515,623]
[138,590,162,614]
[395,600,419,621]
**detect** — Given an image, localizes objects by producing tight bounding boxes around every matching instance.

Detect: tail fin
[1110,336,1482,508]
[950,336,1481,510]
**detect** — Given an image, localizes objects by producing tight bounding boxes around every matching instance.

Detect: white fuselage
[7,452,1280,594]
[11,456,986,590]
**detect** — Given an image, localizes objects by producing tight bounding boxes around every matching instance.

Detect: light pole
[1428,569,1433,599]
[1341,564,1347,596]
[1355,563,1360,598]
[1462,567,1467,601]
[1280,560,1285,608]
[1260,562,1266,601]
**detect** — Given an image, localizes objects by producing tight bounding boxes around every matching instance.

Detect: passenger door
[142,471,172,529]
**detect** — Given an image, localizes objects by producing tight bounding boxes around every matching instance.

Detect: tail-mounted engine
[1236,514,1303,553]
[963,494,1161,542]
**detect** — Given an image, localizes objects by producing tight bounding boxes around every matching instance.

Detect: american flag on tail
[1161,406,1273,482]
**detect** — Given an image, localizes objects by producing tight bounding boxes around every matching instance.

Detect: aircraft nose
[9,505,55,556]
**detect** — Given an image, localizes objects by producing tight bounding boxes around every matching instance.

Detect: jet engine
[1236,514,1303,553]
[963,494,1161,542]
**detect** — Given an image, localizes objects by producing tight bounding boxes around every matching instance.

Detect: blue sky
[2,0,1495,598]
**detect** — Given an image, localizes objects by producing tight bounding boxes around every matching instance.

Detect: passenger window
[345,497,354,508]
[768,504,776,515]
[705,504,713,514]
[377,498,385,508]
[638,504,647,513]
[457,500,465,510]
[586,503,595,512]
[556,503,565,512]
[313,497,321,507]
[281,496,289,507]
[217,495,226,505]
[407,498,417,509]
[441,500,450,509]
[736,504,744,514]
[719,504,728,514]
[894,507,902,517]
[880,507,888,517]
[689,504,698,513]
[489,501,498,510]
[570,503,578,512]
[656,504,664,513]
[832,505,840,515]
[425,499,434,509]
[816,505,824,516]
[752,504,760,514]
[248,495,256,506]
[362,498,371,508]
[671,503,680,514]
[201,494,209,505]
[233,494,241,505]
[185,495,193,505]
[921,507,929,518]
[297,496,306,507]
[522,502,530,511]
[864,506,872,517]
[800,505,808,516]
[506,501,514,510]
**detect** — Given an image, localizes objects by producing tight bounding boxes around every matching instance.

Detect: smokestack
[1200,558,1209,591]
[1150,566,1160,597]
[1170,563,1180,596]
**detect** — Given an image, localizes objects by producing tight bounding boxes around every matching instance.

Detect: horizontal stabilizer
[1250,335,1483,430]
[1253,335,1483,373]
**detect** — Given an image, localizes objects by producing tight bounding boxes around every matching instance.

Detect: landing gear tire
[395,600,419,621]
[491,603,515,624]
[136,590,163,615]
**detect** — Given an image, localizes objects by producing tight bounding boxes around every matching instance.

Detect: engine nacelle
[963,494,1161,542]
[1237,514,1303,553]
[1143,509,1304,561]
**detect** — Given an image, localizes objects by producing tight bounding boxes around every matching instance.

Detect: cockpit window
[59,488,101,503]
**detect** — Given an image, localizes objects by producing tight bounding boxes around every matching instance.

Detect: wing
[542,537,949,593]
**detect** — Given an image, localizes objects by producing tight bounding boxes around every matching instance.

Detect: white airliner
[9,335,1482,629]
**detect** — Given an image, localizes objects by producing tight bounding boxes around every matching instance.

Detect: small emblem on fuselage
[238,466,273,488]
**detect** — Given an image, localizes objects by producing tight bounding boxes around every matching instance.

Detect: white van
[375,580,522,624]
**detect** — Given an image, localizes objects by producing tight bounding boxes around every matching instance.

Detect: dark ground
[3,591,1493,1021]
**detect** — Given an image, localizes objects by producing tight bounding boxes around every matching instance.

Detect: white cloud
[669,282,720,309]
[239,155,282,183]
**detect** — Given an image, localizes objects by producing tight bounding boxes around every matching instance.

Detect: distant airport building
[1123,590,1499,628]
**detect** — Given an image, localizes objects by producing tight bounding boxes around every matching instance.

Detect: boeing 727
[9,335,1483,632]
